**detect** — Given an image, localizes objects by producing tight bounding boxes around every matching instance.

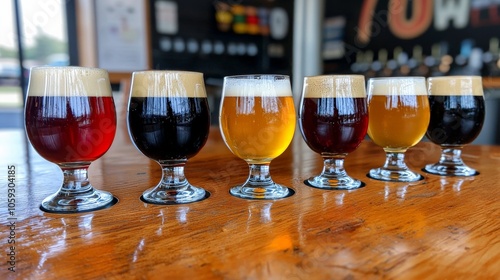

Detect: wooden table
[2,106,499,279]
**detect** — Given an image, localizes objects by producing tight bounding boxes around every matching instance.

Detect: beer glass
[219,75,296,199]
[424,76,485,176]
[127,71,210,204]
[367,77,430,182]
[299,75,368,189]
[25,66,117,213]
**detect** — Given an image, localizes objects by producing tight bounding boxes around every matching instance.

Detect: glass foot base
[229,184,294,200]
[423,163,479,177]
[368,168,424,182]
[40,189,116,213]
[141,185,209,205]
[304,176,365,190]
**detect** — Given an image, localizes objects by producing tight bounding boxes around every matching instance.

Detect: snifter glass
[299,75,368,190]
[424,76,485,176]
[219,75,296,200]
[24,66,117,213]
[367,77,430,182]
[127,71,210,204]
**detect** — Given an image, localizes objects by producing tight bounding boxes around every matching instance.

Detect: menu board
[149,0,294,80]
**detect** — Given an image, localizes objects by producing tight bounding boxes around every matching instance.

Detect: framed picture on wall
[94,0,151,80]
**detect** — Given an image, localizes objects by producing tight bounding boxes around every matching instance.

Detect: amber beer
[299,75,368,154]
[426,77,485,146]
[367,78,430,151]
[219,77,296,163]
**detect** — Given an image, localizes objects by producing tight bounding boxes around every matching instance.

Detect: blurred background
[2,0,500,143]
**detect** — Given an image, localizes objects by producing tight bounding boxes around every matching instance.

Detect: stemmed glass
[219,75,296,199]
[127,71,210,204]
[25,66,117,213]
[424,76,485,176]
[299,75,369,189]
[367,77,430,182]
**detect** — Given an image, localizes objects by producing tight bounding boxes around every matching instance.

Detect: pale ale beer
[367,79,430,152]
[220,77,296,163]
[367,77,429,182]
[219,75,296,199]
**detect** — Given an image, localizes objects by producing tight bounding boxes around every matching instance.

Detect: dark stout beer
[128,97,210,161]
[426,95,485,146]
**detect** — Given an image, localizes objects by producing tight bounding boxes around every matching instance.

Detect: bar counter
[1,105,499,279]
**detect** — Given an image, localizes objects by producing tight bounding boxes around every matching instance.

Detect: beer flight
[24,66,485,213]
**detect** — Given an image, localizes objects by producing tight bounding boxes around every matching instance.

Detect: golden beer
[366,77,429,182]
[220,95,296,163]
[367,80,430,152]
[219,74,296,200]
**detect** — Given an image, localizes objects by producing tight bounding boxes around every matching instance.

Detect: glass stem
[246,163,273,187]
[159,162,189,190]
[438,148,465,166]
[322,155,347,178]
[383,152,409,171]
[61,166,93,194]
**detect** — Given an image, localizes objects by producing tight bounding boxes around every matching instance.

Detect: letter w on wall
[434,0,470,30]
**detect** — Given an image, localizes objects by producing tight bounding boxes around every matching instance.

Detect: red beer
[25,96,116,163]
[300,97,368,154]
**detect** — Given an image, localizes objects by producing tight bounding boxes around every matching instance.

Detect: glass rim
[132,70,204,76]
[427,75,482,81]
[223,74,290,80]
[304,74,365,79]
[368,76,425,81]
[30,65,107,73]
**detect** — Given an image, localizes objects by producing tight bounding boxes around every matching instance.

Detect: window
[0,0,69,129]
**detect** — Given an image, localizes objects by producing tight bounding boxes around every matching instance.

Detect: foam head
[368,77,427,96]
[302,75,366,98]
[428,76,484,96]
[130,71,206,98]
[222,75,292,97]
[27,66,112,97]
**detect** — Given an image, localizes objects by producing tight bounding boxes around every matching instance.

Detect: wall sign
[95,0,150,72]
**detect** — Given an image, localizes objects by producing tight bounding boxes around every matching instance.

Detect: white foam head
[27,66,112,97]
[222,75,292,97]
[130,70,206,98]
[428,76,484,96]
[302,75,366,98]
[368,77,427,96]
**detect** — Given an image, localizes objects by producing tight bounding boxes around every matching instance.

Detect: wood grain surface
[1,96,499,280]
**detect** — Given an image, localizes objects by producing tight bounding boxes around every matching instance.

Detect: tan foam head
[222,75,292,97]
[368,77,427,96]
[27,66,112,97]
[302,75,366,98]
[428,76,483,96]
[130,71,206,98]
